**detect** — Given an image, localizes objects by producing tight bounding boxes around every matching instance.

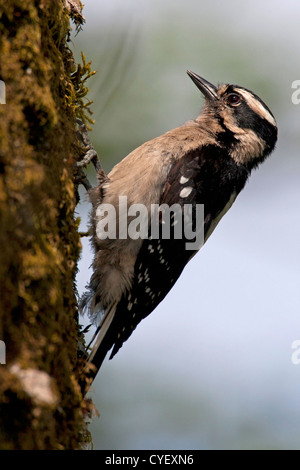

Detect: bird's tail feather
[87,301,117,365]
[82,301,117,394]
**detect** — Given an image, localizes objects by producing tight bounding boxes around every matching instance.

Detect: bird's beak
[187,70,218,101]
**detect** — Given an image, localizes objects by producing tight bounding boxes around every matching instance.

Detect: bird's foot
[74,119,103,192]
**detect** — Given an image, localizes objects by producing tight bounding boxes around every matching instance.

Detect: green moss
[0,0,93,449]
[70,52,96,127]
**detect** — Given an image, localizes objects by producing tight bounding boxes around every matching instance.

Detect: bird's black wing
[107,148,209,359]
[85,145,248,377]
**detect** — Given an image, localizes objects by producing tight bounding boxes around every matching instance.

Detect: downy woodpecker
[80,71,277,393]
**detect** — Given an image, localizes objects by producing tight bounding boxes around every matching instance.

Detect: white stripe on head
[235,88,277,127]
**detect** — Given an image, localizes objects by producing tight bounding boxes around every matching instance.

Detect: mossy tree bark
[0,0,91,449]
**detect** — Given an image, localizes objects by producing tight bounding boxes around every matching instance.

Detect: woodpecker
[80,70,277,391]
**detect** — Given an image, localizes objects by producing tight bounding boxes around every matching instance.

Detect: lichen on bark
[0,0,93,449]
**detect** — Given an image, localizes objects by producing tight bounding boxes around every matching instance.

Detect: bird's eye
[227,94,241,106]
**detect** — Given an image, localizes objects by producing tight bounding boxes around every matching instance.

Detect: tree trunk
[0,0,91,449]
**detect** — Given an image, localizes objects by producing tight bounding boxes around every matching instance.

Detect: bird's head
[187,70,278,169]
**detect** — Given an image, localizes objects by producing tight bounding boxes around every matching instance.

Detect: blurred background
[74,0,300,449]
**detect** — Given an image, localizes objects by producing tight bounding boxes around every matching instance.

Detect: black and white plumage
[81,71,277,391]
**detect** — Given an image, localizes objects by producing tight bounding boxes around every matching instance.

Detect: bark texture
[0,0,91,449]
